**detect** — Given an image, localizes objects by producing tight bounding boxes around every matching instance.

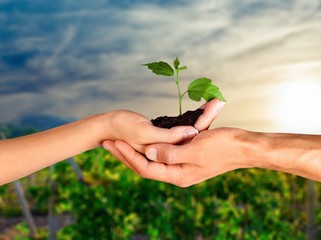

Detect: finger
[114,141,184,185]
[145,143,191,165]
[102,140,139,175]
[194,99,225,131]
[102,140,115,153]
[102,140,123,160]
[141,124,199,144]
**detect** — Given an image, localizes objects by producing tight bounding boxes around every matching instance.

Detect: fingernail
[184,128,199,139]
[217,101,225,111]
[146,147,158,161]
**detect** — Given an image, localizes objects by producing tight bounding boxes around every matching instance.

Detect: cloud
[1,0,321,132]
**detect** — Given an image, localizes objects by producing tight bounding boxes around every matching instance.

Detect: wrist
[252,133,321,180]
[243,131,290,170]
[84,112,115,147]
[231,130,270,169]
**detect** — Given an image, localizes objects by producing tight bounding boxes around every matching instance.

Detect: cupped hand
[104,128,255,187]
[103,110,198,153]
[103,99,225,153]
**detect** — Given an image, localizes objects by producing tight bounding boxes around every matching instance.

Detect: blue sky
[1,0,321,133]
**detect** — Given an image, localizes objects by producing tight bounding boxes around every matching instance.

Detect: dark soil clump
[151,108,204,129]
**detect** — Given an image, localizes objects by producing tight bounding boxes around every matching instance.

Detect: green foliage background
[51,148,320,239]
[1,126,321,239]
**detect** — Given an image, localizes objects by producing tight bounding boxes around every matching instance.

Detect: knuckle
[164,149,178,164]
[160,131,170,143]
[127,149,137,162]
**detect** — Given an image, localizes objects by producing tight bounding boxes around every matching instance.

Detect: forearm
[0,113,112,185]
[251,132,321,181]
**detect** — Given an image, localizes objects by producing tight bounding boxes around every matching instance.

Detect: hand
[103,127,254,187]
[194,98,225,131]
[103,99,225,153]
[102,110,198,153]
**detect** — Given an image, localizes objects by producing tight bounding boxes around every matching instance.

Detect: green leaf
[203,84,227,102]
[187,78,226,102]
[173,57,180,69]
[173,57,187,71]
[178,66,187,71]
[143,61,174,76]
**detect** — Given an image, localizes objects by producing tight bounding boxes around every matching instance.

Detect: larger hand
[103,127,255,187]
[106,127,321,186]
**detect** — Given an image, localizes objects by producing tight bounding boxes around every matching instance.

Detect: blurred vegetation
[57,149,321,239]
[1,126,321,239]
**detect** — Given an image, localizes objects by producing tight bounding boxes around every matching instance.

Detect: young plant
[143,57,226,115]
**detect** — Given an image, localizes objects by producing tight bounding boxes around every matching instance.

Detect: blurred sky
[1,0,321,133]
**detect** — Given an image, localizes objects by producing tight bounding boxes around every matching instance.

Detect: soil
[151,108,204,129]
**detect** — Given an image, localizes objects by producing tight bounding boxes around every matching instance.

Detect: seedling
[143,57,226,115]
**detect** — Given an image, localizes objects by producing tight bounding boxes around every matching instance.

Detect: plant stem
[175,70,183,115]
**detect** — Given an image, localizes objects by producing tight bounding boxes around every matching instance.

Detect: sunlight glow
[275,77,321,133]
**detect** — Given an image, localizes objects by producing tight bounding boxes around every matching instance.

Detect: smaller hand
[103,110,198,153]
[103,99,225,153]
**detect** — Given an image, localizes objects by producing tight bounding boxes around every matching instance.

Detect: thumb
[194,99,225,131]
[145,143,187,164]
